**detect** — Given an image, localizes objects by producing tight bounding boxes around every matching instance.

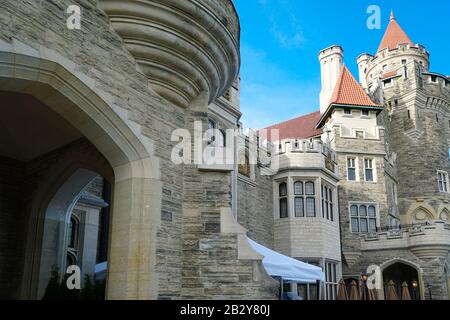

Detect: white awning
[248,238,325,283]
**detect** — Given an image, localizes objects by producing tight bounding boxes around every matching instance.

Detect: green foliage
[42,266,105,300]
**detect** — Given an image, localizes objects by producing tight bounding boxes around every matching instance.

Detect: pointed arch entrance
[0,44,162,299]
[381,260,421,300]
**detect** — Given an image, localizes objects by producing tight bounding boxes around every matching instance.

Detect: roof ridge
[260,110,320,130]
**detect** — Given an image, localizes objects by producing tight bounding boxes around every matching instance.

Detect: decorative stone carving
[99,0,240,108]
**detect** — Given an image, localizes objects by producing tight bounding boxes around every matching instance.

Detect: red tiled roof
[381,71,398,79]
[329,65,380,107]
[259,111,322,142]
[377,12,413,52]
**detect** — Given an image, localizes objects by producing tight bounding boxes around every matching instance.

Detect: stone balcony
[360,221,450,260]
[99,0,240,108]
[275,139,339,176]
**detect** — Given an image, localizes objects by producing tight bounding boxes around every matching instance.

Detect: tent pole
[317,280,321,300]
[280,277,284,300]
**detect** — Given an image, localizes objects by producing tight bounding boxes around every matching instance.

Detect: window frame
[321,184,334,221]
[349,203,379,234]
[347,156,357,181]
[364,158,375,182]
[279,182,288,218]
[324,261,339,300]
[293,180,316,218]
[437,170,449,193]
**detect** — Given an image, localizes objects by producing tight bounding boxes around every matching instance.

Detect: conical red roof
[328,65,379,107]
[377,11,413,52]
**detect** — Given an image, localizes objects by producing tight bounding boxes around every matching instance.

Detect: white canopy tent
[248,238,324,283]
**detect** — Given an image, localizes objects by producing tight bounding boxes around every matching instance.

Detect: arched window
[294,181,303,195]
[305,182,315,217]
[68,216,79,249]
[207,119,216,145]
[279,182,288,218]
[321,185,334,221]
[350,204,377,233]
[294,182,304,217]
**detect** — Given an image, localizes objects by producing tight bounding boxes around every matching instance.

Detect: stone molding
[99,0,240,108]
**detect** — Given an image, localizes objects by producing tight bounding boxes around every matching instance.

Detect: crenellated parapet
[360,221,450,260]
[99,0,240,108]
[274,139,338,176]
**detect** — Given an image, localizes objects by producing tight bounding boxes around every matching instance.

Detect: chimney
[356,53,373,89]
[319,45,343,114]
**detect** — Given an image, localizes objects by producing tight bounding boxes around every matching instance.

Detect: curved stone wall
[99,0,240,108]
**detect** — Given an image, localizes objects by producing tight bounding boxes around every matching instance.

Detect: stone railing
[274,139,338,175]
[99,0,240,108]
[361,221,450,259]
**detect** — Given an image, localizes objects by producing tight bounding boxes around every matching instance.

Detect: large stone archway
[0,40,162,300]
[380,258,423,300]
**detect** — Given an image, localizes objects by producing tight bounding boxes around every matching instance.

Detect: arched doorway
[382,262,421,300]
[0,47,162,299]
[38,169,112,299]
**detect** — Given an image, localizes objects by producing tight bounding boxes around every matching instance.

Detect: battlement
[360,220,450,259]
[274,139,338,175]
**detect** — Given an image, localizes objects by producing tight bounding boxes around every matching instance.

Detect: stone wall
[237,167,274,248]
[0,0,276,300]
[332,127,389,252]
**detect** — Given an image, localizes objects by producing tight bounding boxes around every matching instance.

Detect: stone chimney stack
[356,53,373,89]
[319,45,344,114]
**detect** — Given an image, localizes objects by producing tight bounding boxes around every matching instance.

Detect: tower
[359,12,450,227]
[319,45,344,113]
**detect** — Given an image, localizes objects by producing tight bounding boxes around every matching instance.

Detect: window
[322,185,334,221]
[207,119,216,145]
[430,75,438,83]
[383,79,392,88]
[350,204,378,233]
[207,119,225,147]
[438,171,449,193]
[68,216,78,249]
[238,152,250,178]
[305,182,316,217]
[294,181,316,217]
[407,110,411,119]
[325,262,338,300]
[279,182,288,218]
[347,157,356,181]
[402,59,407,65]
[364,158,374,182]
[294,182,304,217]
[362,110,369,117]
[344,108,352,115]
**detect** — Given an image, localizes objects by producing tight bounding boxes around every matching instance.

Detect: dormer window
[383,79,393,88]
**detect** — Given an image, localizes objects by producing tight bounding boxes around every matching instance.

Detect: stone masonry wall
[237,167,274,249]
[332,128,389,253]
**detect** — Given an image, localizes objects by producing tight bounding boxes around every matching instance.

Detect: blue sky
[234,0,450,129]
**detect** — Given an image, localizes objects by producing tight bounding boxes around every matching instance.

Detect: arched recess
[380,258,423,300]
[37,168,101,298]
[405,203,436,225]
[0,41,162,300]
[437,205,450,222]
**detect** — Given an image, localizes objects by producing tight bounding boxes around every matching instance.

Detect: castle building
[255,11,450,300]
[0,1,449,301]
